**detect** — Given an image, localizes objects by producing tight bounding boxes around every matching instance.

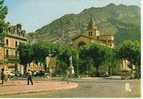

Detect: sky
[5,0,141,33]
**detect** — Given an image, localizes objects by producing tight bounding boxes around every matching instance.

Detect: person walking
[64,65,74,84]
[1,68,5,85]
[27,69,33,85]
[65,69,70,83]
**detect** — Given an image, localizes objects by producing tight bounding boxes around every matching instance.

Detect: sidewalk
[0,80,79,96]
[81,76,121,80]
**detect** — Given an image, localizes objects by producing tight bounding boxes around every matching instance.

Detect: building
[72,18,114,48]
[0,24,27,72]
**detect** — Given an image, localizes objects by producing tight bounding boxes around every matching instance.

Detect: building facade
[0,24,27,72]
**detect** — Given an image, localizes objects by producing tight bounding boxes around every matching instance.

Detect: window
[22,33,25,37]
[88,32,90,36]
[15,51,18,57]
[6,39,8,46]
[6,49,8,57]
[89,32,92,36]
[15,41,18,47]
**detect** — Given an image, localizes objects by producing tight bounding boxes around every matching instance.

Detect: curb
[0,81,79,96]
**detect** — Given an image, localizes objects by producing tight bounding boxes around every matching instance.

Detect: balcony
[5,55,17,59]
[4,55,19,64]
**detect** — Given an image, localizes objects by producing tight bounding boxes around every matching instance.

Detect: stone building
[72,18,114,48]
[0,24,27,72]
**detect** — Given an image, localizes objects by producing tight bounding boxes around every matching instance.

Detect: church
[72,18,114,48]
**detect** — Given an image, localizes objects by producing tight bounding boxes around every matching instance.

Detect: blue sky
[5,0,140,32]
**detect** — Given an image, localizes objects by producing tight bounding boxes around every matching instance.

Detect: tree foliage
[0,0,8,33]
[79,43,113,76]
[118,40,141,78]
[18,40,140,78]
[18,43,34,73]
[118,40,140,66]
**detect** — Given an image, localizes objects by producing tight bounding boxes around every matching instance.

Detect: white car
[5,71,15,78]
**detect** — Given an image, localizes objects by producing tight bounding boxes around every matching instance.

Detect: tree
[18,43,34,74]
[80,43,110,76]
[0,0,8,33]
[56,46,72,74]
[103,47,113,75]
[118,40,141,78]
[32,43,47,64]
[133,41,141,78]
[55,44,78,75]
[103,47,121,76]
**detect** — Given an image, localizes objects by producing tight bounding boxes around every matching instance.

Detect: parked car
[33,70,45,76]
[4,71,15,80]
[121,70,131,80]
[8,71,15,78]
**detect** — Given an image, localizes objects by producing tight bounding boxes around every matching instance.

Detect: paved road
[0,77,140,98]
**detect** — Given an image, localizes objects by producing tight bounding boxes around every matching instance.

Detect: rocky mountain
[28,4,140,46]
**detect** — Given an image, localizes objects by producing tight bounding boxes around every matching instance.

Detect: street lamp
[70,41,79,78]
[69,42,75,75]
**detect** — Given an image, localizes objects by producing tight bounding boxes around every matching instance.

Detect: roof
[99,35,114,41]
[72,34,95,41]
[6,34,27,41]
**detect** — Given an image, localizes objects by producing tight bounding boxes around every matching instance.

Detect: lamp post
[76,51,80,78]
[70,41,79,78]
[48,53,52,78]
[69,42,75,76]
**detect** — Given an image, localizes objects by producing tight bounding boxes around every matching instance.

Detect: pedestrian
[1,68,5,85]
[65,69,70,84]
[64,66,74,84]
[27,69,33,85]
[4,71,8,82]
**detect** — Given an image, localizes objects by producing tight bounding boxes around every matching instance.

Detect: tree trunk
[108,65,111,76]
[24,64,27,74]
[136,64,140,79]
[130,63,134,79]
[96,66,99,77]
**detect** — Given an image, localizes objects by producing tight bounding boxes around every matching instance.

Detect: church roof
[72,34,95,41]
[87,17,97,30]
[87,17,93,30]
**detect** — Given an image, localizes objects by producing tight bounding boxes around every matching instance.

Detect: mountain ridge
[28,4,140,45]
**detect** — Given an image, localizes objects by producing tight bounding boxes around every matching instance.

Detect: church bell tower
[87,17,100,38]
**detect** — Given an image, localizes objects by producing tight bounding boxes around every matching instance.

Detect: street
[0,77,140,98]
